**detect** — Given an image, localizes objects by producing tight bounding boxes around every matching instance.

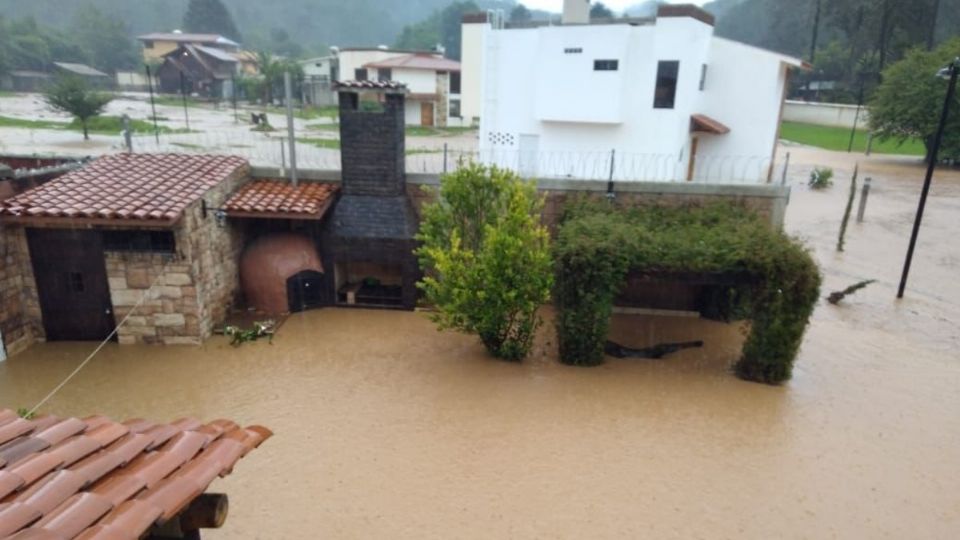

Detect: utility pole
[145,64,159,144]
[284,71,298,186]
[898,58,958,298]
[809,0,821,64]
[179,71,191,131]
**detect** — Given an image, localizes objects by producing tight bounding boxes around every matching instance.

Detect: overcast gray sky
[519,0,709,11]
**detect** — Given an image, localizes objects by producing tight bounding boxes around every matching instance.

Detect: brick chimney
[563,0,590,24]
[336,82,407,196]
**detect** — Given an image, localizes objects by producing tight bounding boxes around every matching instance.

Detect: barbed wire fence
[120,128,785,184]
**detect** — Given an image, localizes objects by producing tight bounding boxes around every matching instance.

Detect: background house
[138,31,241,63]
[300,54,338,107]
[156,44,239,98]
[52,62,111,88]
[337,48,463,127]
[462,3,805,182]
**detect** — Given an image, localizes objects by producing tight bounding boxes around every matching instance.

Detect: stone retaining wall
[0,225,41,355]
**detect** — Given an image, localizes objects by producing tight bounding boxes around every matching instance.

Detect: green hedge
[553,200,821,384]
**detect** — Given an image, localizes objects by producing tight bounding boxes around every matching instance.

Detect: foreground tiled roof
[0,154,248,225]
[224,180,339,219]
[0,409,270,539]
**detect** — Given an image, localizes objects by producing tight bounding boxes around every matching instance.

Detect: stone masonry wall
[183,167,248,339]
[436,72,449,128]
[108,165,249,345]
[0,225,42,355]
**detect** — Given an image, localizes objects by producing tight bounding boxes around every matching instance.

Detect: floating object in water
[827,279,876,305]
[604,340,705,359]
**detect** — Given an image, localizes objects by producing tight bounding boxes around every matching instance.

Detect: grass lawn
[0,115,193,134]
[780,121,926,156]
[406,126,476,137]
[297,137,340,149]
[305,122,339,131]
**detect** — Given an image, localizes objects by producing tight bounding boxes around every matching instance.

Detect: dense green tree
[509,4,532,23]
[43,75,113,140]
[869,39,960,161]
[590,2,615,19]
[71,5,136,73]
[395,1,479,60]
[183,0,242,42]
[416,163,553,362]
[255,51,304,104]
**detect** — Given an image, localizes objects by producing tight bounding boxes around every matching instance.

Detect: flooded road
[2,146,960,538]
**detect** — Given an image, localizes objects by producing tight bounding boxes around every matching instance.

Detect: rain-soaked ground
[2,146,959,538]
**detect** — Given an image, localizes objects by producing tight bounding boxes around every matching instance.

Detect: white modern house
[337,48,464,127]
[300,54,338,106]
[461,2,807,182]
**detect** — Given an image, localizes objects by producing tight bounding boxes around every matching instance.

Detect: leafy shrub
[554,199,821,384]
[809,167,834,189]
[416,163,553,361]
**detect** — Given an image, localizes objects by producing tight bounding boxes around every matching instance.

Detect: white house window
[593,59,618,71]
[450,72,461,94]
[450,99,461,118]
[654,60,679,109]
[564,48,583,54]
[354,68,367,81]
[699,64,707,91]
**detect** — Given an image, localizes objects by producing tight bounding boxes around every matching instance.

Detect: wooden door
[27,229,115,341]
[420,102,434,127]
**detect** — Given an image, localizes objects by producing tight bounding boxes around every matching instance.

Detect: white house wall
[477,16,793,183]
[393,68,437,94]
[460,21,487,123]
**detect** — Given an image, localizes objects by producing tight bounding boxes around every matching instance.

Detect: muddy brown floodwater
[2,146,960,538]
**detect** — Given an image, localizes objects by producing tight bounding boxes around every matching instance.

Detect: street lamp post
[897,57,959,298]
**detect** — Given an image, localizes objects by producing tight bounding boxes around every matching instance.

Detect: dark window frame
[564,47,583,54]
[377,68,392,82]
[450,72,461,94]
[654,60,680,109]
[354,68,368,81]
[102,230,176,254]
[699,64,707,91]
[593,59,618,71]
[450,98,461,118]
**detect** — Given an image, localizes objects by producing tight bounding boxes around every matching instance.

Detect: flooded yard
[2,146,960,538]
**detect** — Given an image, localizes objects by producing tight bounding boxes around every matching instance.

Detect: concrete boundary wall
[251,167,791,228]
[783,100,869,129]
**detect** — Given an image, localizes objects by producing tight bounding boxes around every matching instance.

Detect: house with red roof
[336,48,463,127]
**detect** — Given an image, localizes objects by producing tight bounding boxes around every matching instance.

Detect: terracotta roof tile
[0,154,249,225]
[0,410,269,539]
[224,180,338,219]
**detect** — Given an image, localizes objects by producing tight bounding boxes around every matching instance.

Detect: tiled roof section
[690,114,731,135]
[329,194,418,240]
[363,54,461,72]
[0,154,248,224]
[0,409,270,539]
[52,63,109,78]
[224,180,339,219]
[334,80,407,91]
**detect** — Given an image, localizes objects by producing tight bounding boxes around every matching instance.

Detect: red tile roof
[0,409,269,539]
[224,180,339,220]
[690,114,731,135]
[0,154,248,226]
[363,53,461,72]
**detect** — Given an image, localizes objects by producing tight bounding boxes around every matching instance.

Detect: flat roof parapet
[656,3,715,26]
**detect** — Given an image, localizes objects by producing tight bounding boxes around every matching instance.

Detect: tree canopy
[43,75,113,140]
[182,0,242,42]
[869,38,960,161]
[394,1,479,60]
[509,4,532,23]
[590,2,615,19]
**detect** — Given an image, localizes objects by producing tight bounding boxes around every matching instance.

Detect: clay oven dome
[240,233,325,314]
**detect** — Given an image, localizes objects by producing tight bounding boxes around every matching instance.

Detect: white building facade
[337,48,464,127]
[462,4,805,183]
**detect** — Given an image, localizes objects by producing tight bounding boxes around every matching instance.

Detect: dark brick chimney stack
[337,83,407,196]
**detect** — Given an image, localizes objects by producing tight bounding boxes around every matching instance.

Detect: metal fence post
[443,143,448,173]
[857,177,871,223]
[121,114,132,153]
[606,149,616,200]
[279,137,286,177]
[284,71,298,186]
[781,151,790,186]
[865,133,874,156]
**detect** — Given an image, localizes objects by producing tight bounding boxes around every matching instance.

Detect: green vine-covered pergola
[553,200,821,384]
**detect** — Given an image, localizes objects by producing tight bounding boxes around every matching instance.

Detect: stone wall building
[0,153,249,350]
